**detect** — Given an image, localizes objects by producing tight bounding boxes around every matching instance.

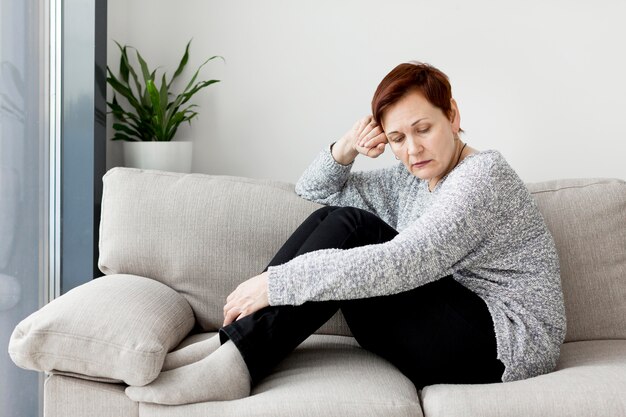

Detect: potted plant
[107,40,221,173]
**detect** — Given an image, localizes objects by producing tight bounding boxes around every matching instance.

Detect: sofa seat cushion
[420,340,626,417]
[138,333,422,417]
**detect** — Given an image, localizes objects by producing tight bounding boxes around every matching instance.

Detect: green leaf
[158,73,172,130]
[183,110,198,124]
[133,49,156,108]
[167,103,198,114]
[107,95,125,115]
[146,79,165,139]
[118,45,144,101]
[176,79,219,110]
[106,68,143,112]
[106,40,222,142]
[181,55,223,96]
[169,39,191,88]
[114,41,130,84]
[146,80,161,110]
[166,79,219,123]
[165,115,183,140]
[135,49,152,85]
[109,96,154,140]
[112,132,135,141]
[159,74,168,113]
[108,103,147,136]
[112,122,144,139]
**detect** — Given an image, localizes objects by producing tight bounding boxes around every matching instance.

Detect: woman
[126,62,567,405]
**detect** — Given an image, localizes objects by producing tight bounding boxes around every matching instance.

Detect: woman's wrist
[331,139,358,166]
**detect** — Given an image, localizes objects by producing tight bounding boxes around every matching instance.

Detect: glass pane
[0,0,48,416]
[61,0,97,294]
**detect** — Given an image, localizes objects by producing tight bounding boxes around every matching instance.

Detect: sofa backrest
[98,167,351,336]
[99,168,625,342]
[526,178,625,342]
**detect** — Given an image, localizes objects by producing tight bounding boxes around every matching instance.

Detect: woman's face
[381,89,461,184]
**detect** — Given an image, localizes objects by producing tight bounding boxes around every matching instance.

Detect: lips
[412,160,431,168]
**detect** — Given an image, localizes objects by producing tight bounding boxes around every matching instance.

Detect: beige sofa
[14,167,626,417]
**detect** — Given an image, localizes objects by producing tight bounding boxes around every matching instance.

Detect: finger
[354,115,370,129]
[227,284,242,303]
[360,115,373,125]
[223,307,240,326]
[223,296,237,313]
[355,140,376,155]
[359,125,383,146]
[360,133,386,151]
[223,298,241,320]
[362,140,384,154]
[362,119,378,136]
[355,116,373,136]
[354,128,383,150]
[367,142,386,158]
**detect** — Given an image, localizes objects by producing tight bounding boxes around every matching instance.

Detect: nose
[406,135,422,156]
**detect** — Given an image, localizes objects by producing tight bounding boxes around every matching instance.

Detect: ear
[449,98,461,134]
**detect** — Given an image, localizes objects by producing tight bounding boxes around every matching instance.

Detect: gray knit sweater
[267,145,567,383]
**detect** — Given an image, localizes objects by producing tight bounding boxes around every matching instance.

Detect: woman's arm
[295,145,404,223]
[295,116,400,221]
[269,157,505,306]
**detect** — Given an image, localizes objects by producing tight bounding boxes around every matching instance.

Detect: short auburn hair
[371,62,460,131]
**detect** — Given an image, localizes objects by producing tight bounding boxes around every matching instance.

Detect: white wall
[107,0,626,183]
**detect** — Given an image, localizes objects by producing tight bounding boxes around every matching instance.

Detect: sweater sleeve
[294,144,403,222]
[268,157,504,306]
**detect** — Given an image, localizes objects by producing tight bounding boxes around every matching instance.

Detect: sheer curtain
[0,1,50,416]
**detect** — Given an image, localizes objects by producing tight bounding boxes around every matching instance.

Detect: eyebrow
[387,118,428,135]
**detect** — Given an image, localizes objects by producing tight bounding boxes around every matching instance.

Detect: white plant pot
[122,141,193,173]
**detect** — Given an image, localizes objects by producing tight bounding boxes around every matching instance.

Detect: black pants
[220,206,505,389]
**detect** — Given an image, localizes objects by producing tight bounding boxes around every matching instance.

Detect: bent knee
[325,206,372,219]
[325,206,381,227]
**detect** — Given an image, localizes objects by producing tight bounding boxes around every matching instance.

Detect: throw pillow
[8,274,195,386]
